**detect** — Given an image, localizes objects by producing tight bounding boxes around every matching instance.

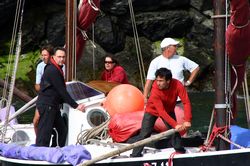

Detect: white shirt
[147,54,199,84]
[36,61,65,84]
[36,61,46,84]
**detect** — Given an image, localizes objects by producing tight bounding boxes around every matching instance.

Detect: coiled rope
[76,119,110,145]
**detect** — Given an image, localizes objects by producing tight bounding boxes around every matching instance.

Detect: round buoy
[104,84,144,117]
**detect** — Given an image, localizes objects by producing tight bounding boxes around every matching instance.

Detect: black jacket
[37,62,78,108]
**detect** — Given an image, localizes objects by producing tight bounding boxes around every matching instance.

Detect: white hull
[1,142,250,166]
[1,81,250,166]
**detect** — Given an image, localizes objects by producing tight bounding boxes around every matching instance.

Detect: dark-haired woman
[101,55,129,84]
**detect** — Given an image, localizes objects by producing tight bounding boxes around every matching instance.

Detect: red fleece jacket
[145,79,192,128]
[101,65,128,84]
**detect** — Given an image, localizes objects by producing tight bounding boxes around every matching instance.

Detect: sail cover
[76,0,100,62]
[226,0,250,66]
[226,0,250,117]
[226,0,250,84]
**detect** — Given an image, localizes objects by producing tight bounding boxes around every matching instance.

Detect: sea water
[16,91,248,133]
[190,91,248,133]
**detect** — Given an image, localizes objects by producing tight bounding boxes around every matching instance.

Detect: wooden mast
[65,0,77,81]
[213,0,230,150]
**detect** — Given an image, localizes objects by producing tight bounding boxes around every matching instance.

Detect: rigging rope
[0,0,22,109]
[1,0,25,142]
[77,0,98,79]
[77,0,98,76]
[205,0,232,146]
[224,0,232,135]
[217,133,244,149]
[77,27,96,48]
[204,108,215,145]
[74,0,77,80]
[76,119,110,145]
[242,72,250,128]
[201,125,245,152]
[231,20,250,29]
[92,23,96,78]
[79,0,102,15]
[228,0,250,128]
[168,151,183,166]
[88,0,99,11]
[230,65,238,96]
[128,0,146,90]
[200,126,228,152]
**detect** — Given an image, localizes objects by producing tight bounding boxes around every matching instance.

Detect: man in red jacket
[131,67,192,157]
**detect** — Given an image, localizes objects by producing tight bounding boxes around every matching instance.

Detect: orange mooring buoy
[104,84,144,117]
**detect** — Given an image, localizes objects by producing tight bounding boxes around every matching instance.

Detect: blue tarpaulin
[0,144,91,166]
[230,125,250,149]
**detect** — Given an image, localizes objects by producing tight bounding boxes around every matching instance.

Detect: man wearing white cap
[144,37,200,102]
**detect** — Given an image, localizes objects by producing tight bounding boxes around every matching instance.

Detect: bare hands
[184,80,191,87]
[183,121,191,129]
[175,124,185,132]
[76,103,86,112]
[175,122,191,132]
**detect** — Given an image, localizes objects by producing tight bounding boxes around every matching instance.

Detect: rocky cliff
[0,0,215,91]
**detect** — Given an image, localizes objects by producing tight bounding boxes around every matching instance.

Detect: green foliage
[0,50,40,82]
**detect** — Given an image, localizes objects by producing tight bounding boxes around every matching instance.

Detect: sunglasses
[104,61,114,64]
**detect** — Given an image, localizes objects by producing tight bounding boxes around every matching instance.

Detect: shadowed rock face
[94,0,193,52]
[94,10,193,53]
[100,0,190,15]
[0,0,215,90]
[0,0,16,25]
[0,0,212,53]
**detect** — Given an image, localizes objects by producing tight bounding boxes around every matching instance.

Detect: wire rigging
[1,0,26,142]
[128,0,146,90]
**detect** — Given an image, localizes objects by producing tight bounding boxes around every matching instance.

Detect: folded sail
[76,0,100,62]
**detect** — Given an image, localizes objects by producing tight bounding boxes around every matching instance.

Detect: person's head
[160,38,179,58]
[40,44,54,64]
[155,68,172,89]
[53,47,66,66]
[104,54,118,71]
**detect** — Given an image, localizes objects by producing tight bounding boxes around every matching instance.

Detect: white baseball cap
[160,38,179,48]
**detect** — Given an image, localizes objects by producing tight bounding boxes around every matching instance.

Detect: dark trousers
[36,105,67,147]
[131,112,185,157]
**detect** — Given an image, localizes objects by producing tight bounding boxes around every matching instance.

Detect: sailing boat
[1,0,250,165]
